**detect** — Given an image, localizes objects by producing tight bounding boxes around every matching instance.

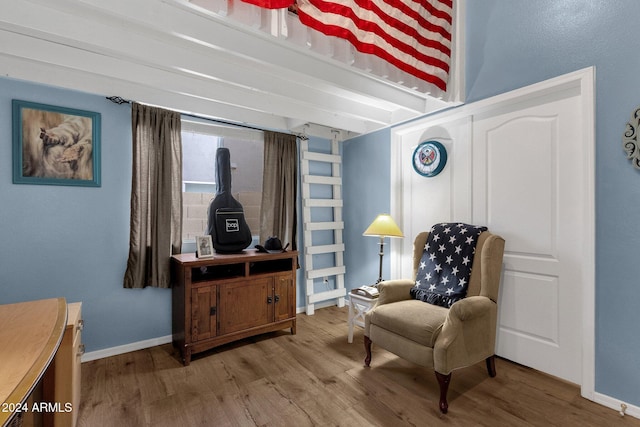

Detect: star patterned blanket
[410,223,487,308]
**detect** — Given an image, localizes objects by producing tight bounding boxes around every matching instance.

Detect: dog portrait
[12,100,101,186]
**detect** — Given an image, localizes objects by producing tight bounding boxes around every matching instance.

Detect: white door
[472,89,588,385]
[391,69,594,389]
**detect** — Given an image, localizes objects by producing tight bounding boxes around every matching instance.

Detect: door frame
[389,67,595,400]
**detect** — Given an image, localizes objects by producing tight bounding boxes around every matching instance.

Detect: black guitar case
[206,148,252,253]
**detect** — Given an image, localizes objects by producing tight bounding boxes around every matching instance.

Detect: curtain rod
[105,96,308,139]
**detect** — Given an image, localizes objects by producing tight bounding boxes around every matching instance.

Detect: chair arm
[447,296,494,322]
[376,279,415,306]
[433,296,498,374]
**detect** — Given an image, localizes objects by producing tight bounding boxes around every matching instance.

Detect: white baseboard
[592,392,640,420]
[82,335,173,362]
[82,303,342,362]
[296,299,347,314]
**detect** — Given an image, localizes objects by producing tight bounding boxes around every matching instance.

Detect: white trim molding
[82,335,173,363]
[594,392,640,420]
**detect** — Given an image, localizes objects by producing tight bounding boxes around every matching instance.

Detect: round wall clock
[412,140,447,177]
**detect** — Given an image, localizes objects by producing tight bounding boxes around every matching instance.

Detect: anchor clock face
[412,141,447,177]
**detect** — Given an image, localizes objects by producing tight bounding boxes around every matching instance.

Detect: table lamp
[363,214,404,284]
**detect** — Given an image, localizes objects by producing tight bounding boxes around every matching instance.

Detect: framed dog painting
[12,100,101,187]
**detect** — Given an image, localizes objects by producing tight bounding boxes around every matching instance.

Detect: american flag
[410,223,487,308]
[296,0,453,91]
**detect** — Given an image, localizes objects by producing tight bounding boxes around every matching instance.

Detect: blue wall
[343,0,640,408]
[3,0,640,407]
[0,77,314,354]
[0,78,172,353]
[343,129,393,287]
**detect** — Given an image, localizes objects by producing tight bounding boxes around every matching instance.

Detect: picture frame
[12,99,101,187]
[196,235,214,258]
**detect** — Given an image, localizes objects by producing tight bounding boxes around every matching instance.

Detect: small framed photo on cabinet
[196,235,214,258]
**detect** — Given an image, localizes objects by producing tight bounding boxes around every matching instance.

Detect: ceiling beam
[0,0,459,136]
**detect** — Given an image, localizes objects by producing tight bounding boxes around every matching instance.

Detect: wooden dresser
[0,298,66,427]
[171,250,297,365]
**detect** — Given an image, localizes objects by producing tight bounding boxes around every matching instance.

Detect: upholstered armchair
[364,227,505,413]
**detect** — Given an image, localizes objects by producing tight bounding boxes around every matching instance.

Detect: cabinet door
[191,285,217,341]
[274,273,295,322]
[219,278,271,334]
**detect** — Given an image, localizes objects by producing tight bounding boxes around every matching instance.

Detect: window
[182,131,220,194]
[181,119,264,242]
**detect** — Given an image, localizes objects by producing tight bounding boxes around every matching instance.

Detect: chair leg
[364,336,372,366]
[486,355,497,377]
[434,371,451,414]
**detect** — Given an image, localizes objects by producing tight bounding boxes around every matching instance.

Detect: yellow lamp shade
[363,214,404,238]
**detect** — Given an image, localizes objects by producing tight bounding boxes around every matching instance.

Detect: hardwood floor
[78,306,638,426]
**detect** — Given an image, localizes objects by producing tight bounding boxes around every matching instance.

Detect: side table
[347,293,378,343]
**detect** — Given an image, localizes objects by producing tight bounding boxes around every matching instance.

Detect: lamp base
[376,236,385,284]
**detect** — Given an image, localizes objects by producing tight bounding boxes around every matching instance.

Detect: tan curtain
[260,131,297,250]
[123,103,182,289]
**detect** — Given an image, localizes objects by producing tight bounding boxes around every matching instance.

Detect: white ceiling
[0,0,463,138]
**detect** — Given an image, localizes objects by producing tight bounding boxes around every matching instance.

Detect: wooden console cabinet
[171,250,297,365]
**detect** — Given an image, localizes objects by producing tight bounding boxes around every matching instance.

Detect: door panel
[219,278,271,334]
[484,117,557,257]
[191,285,217,341]
[274,273,295,322]
[499,270,559,344]
[473,94,583,384]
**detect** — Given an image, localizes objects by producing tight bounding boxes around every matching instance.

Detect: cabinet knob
[274,295,280,303]
[267,296,273,304]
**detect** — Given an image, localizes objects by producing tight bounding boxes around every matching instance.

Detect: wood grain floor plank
[78,306,640,427]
